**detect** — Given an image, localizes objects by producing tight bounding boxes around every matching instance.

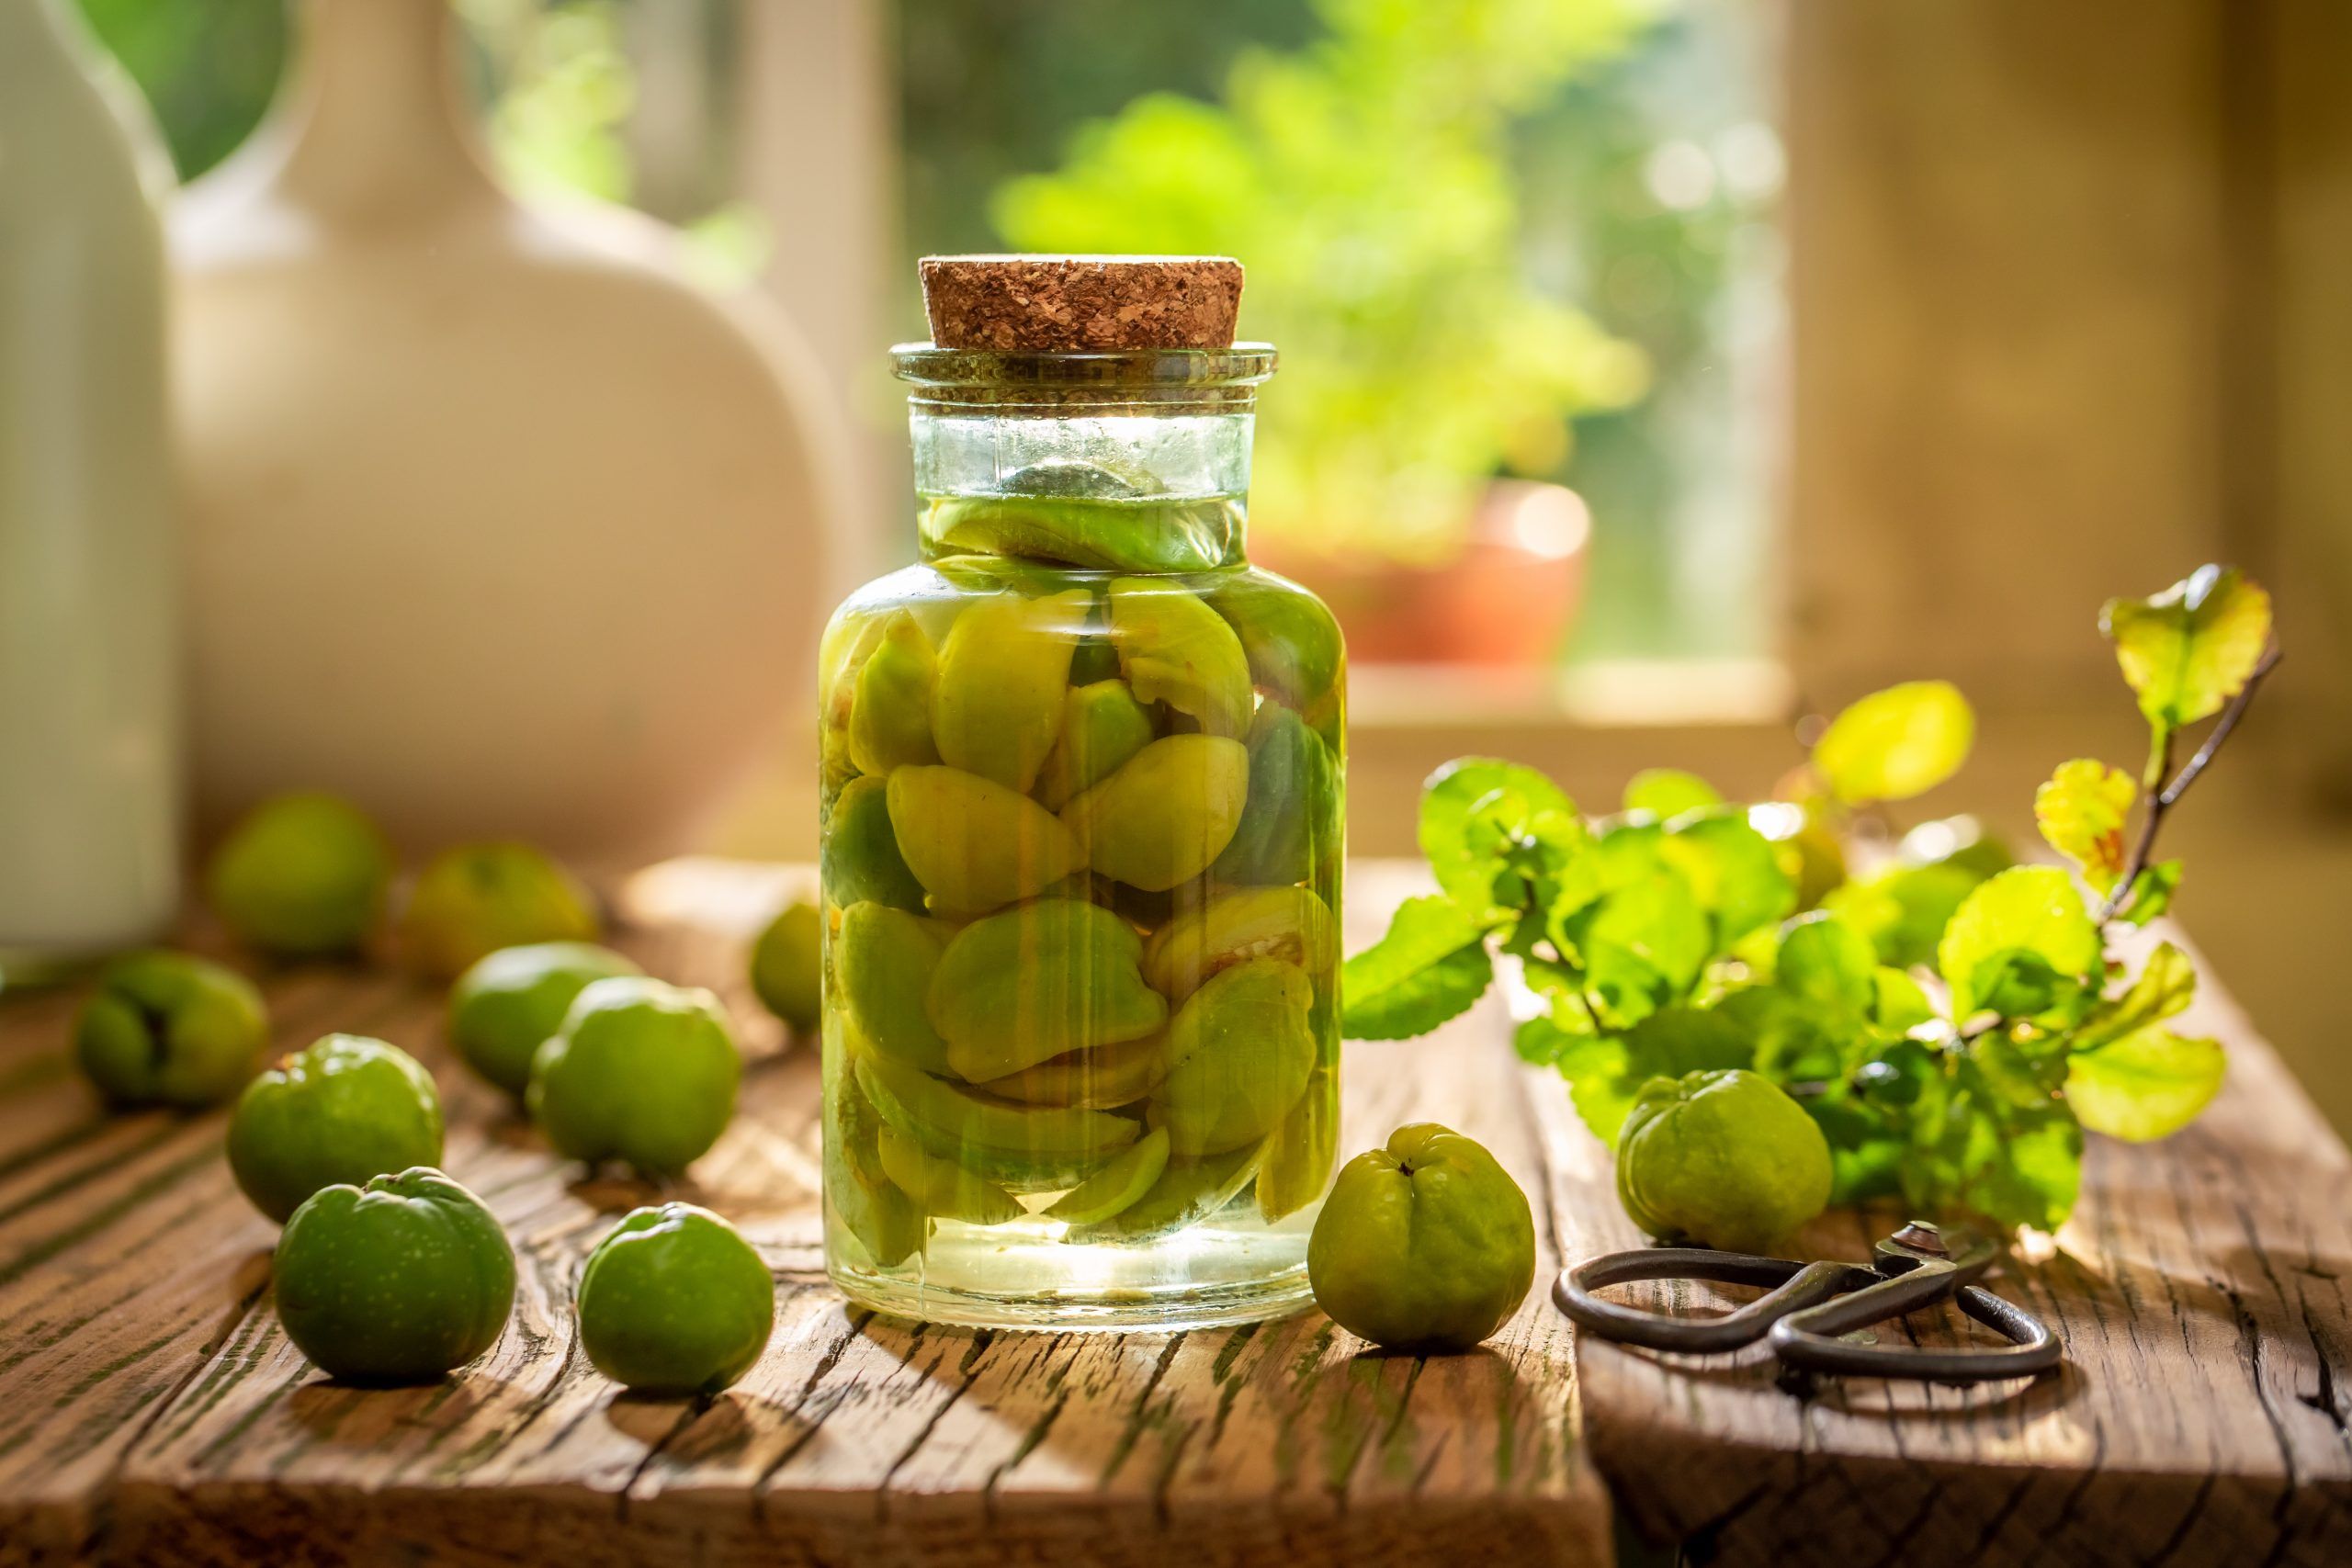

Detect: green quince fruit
[447,942,641,1097]
[528,976,740,1178]
[1140,885,1335,1004]
[1059,734,1250,893]
[74,951,267,1110]
[1035,679,1156,812]
[1615,1068,1833,1255]
[206,791,394,958]
[822,1036,926,1268]
[930,589,1088,792]
[577,1201,776,1395]
[929,898,1166,1081]
[1108,577,1253,737]
[975,1032,1169,1109]
[1256,1069,1339,1224]
[275,1167,515,1384]
[1149,958,1315,1156]
[885,764,1085,914]
[1210,704,1339,886]
[751,901,822,1034]
[229,1034,445,1223]
[401,842,599,980]
[834,902,955,1075]
[1204,571,1345,737]
[853,1050,1138,1192]
[1065,1138,1264,1245]
[820,774,926,912]
[847,611,943,776]
[1307,1123,1536,1352]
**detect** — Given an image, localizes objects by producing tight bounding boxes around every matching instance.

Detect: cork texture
[920,254,1244,352]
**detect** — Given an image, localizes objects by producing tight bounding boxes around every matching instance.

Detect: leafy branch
[1342,566,2278,1238]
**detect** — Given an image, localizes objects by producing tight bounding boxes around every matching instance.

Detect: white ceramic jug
[0,0,179,973]
[172,0,838,863]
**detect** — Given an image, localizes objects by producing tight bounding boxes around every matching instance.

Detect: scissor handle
[1770,1278,2064,1383]
[1552,1248,1873,1353]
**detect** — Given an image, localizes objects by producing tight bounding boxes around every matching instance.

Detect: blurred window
[90,0,1782,682]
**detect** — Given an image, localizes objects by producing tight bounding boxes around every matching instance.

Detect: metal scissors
[1552,1221,2063,1385]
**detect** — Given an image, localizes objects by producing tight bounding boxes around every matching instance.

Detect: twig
[2098,644,2283,922]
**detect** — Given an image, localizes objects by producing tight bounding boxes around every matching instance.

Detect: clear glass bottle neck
[909,402,1255,572]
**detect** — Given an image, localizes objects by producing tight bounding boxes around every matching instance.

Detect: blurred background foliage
[76,0,1776,662]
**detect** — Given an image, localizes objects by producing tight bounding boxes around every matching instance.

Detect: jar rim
[891,344,1276,403]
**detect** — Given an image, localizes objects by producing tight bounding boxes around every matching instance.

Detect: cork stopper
[920,255,1244,353]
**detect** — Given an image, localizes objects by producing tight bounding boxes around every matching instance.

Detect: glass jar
[817,340,1344,1330]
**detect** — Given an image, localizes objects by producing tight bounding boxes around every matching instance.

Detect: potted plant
[989,0,1659,666]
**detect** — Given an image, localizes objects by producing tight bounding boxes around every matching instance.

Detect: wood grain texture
[5,863,2347,1566]
[0,863,1607,1568]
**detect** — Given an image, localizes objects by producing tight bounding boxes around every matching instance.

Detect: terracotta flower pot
[1255,479,1589,668]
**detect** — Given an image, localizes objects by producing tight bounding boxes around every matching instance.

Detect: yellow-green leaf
[2098,566,2273,728]
[1813,681,1974,804]
[2075,941,2195,1049]
[2033,759,2136,893]
[1937,866,2100,1021]
[1623,768,1722,819]
[2067,1026,2224,1142]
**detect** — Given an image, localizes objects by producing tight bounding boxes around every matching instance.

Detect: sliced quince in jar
[886,764,1086,914]
[835,901,956,1075]
[1060,734,1249,893]
[1141,885,1337,1004]
[1035,678,1156,812]
[847,611,942,775]
[821,775,927,912]
[876,1125,1024,1225]
[1043,1127,1171,1224]
[1150,958,1317,1156]
[1210,703,1338,886]
[1203,572,1344,739]
[929,898,1167,1081]
[1107,577,1254,738]
[1255,1068,1338,1223]
[932,589,1089,791]
[823,1034,926,1267]
[853,1051,1141,1193]
[977,1031,1170,1110]
[1064,1138,1267,1244]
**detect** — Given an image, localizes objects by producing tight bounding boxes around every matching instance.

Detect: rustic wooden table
[1,862,2346,1567]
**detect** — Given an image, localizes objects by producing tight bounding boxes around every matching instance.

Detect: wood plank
[3,863,1611,1566]
[1540,922,2352,1566]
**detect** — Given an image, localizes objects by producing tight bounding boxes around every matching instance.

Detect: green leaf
[1824,863,1984,971]
[1574,875,1710,1027]
[2100,566,2273,730]
[1871,967,1938,1033]
[2034,759,2137,894]
[2067,1026,2224,1142]
[2114,861,2182,928]
[2075,942,2195,1049]
[1659,812,1796,951]
[1907,1060,2084,1233]
[1711,984,1854,1084]
[1622,768,1722,818]
[1775,912,1878,1017]
[1938,866,2102,1021]
[1418,758,1582,924]
[1542,1005,1754,1145]
[1340,896,1494,1040]
[1813,681,1975,804]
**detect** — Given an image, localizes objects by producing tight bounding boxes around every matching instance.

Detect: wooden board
[0,863,1605,1568]
[1,862,2347,1567]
